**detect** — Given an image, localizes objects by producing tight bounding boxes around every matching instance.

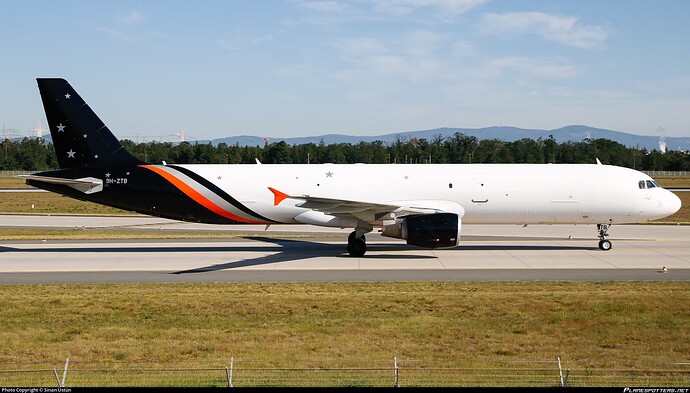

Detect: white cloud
[116,9,145,25]
[370,0,488,16]
[218,40,242,51]
[96,27,135,41]
[296,0,486,17]
[334,30,448,82]
[295,1,355,13]
[404,30,444,56]
[451,40,474,56]
[485,56,578,79]
[336,37,387,56]
[478,12,610,50]
[218,33,276,51]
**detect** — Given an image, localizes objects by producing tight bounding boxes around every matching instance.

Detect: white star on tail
[67,149,76,158]
[65,93,71,99]
[57,123,65,132]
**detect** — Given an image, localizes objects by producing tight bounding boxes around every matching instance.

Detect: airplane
[22,78,682,257]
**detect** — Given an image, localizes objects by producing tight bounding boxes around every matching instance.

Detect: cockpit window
[639,180,661,189]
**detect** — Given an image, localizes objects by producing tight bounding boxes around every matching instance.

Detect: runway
[1,215,689,283]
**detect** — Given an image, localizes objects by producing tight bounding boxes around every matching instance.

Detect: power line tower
[172,123,195,143]
[176,123,187,143]
[30,119,47,139]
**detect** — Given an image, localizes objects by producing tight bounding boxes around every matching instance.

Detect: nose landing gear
[597,224,612,251]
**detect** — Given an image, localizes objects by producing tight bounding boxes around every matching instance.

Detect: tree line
[2,133,689,171]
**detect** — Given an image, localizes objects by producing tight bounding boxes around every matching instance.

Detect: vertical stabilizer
[37,78,142,169]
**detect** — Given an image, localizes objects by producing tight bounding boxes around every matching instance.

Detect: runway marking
[500,245,533,268]
[432,250,446,269]
[580,248,619,268]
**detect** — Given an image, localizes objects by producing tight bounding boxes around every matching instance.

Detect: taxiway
[0,215,688,283]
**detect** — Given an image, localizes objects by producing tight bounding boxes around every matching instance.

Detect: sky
[1,0,690,141]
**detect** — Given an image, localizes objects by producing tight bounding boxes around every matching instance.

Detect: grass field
[653,175,690,188]
[0,191,126,215]
[0,282,688,367]
[0,175,31,189]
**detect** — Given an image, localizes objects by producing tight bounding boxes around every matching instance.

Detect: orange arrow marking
[268,187,290,206]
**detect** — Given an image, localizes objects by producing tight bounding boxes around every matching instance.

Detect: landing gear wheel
[597,224,612,251]
[598,239,612,251]
[347,238,366,257]
[348,232,365,243]
[347,231,367,257]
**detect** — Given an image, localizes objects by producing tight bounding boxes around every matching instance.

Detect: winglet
[268,187,290,206]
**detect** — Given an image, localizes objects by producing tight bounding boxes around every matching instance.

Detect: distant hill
[209,125,690,152]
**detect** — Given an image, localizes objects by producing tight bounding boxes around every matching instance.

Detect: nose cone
[663,190,682,217]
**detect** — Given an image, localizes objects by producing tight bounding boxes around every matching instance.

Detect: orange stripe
[268,187,290,206]
[141,165,265,224]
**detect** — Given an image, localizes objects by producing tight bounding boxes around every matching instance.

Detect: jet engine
[381,213,460,248]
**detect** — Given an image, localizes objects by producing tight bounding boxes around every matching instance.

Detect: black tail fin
[37,78,142,169]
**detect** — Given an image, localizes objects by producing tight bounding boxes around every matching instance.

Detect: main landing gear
[347,231,367,257]
[597,224,612,251]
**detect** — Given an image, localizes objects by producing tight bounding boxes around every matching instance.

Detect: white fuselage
[175,163,681,227]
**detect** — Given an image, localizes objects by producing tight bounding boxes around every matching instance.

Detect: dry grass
[0,282,688,368]
[0,175,30,188]
[653,176,690,188]
[0,192,127,215]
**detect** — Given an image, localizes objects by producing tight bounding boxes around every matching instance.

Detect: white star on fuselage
[65,93,71,99]
[56,123,65,132]
[67,149,76,158]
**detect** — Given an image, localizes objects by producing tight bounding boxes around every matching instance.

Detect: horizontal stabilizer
[19,174,103,194]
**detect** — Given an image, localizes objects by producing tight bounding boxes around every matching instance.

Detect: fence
[644,171,690,177]
[0,171,32,176]
[1,358,688,387]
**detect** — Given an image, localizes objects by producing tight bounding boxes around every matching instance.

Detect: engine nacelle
[381,213,461,248]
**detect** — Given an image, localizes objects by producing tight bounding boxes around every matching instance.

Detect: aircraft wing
[268,187,463,223]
